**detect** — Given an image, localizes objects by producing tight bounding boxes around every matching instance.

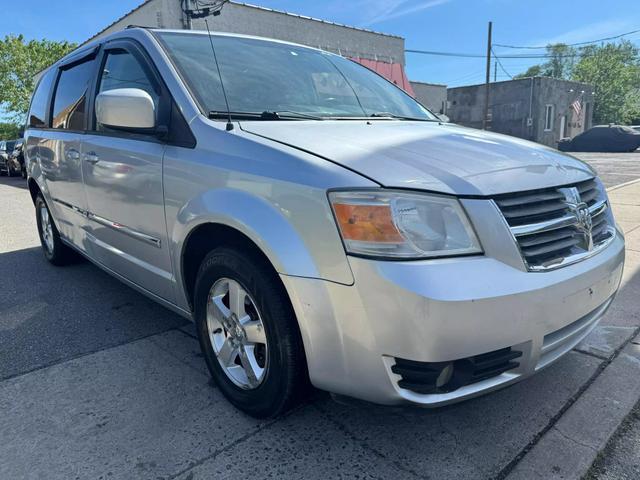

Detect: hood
[241,120,594,196]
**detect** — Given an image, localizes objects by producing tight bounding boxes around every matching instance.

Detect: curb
[505,332,640,479]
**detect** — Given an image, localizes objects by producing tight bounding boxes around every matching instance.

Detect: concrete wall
[86,0,405,64]
[447,77,595,148]
[447,78,533,136]
[534,77,595,147]
[410,81,447,114]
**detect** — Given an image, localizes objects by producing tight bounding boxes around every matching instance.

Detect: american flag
[571,98,582,119]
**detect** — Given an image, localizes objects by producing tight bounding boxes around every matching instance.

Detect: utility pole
[494,61,497,82]
[482,21,492,130]
[184,0,193,29]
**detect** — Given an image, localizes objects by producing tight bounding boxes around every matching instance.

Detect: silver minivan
[25,28,625,418]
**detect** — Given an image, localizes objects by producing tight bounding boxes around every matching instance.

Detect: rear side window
[28,68,56,128]
[51,58,96,130]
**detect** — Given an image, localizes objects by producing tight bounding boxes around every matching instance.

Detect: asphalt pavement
[1,151,640,479]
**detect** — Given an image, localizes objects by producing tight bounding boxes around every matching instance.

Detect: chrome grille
[494,179,616,271]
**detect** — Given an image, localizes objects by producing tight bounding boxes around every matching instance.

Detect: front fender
[171,187,355,308]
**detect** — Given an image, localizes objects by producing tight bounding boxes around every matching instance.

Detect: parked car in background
[0,139,17,175]
[25,28,625,418]
[631,125,640,132]
[558,125,640,152]
[7,139,24,178]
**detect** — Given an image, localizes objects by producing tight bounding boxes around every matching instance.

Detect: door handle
[83,152,100,164]
[65,148,80,161]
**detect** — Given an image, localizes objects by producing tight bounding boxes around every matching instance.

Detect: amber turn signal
[332,203,403,243]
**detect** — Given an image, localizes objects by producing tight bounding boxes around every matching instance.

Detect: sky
[3,0,640,88]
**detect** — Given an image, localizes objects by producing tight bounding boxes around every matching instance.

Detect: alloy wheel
[206,277,268,389]
[39,204,54,254]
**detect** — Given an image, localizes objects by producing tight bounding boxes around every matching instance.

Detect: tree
[0,122,20,139]
[572,41,640,124]
[514,64,542,79]
[0,35,76,123]
[543,43,577,79]
[514,40,640,124]
[514,43,577,80]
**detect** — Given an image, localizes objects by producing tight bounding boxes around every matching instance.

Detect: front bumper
[281,231,624,407]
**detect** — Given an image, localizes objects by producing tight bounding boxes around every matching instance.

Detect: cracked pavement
[1,151,640,479]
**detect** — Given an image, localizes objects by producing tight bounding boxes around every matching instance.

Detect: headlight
[328,190,482,259]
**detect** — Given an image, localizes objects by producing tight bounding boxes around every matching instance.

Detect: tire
[194,246,308,418]
[35,194,77,266]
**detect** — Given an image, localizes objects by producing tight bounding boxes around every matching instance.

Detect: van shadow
[0,246,188,380]
[0,175,28,191]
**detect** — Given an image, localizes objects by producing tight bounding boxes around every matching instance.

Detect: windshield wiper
[261,110,325,120]
[208,110,324,121]
[369,112,437,122]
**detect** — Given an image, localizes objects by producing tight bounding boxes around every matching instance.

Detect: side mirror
[95,88,156,130]
[436,113,450,123]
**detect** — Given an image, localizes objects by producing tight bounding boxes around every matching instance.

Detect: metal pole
[184,0,193,29]
[483,21,492,130]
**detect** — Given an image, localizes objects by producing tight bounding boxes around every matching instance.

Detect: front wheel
[194,247,309,418]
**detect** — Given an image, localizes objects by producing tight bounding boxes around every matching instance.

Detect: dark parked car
[0,140,17,175]
[8,139,25,178]
[558,125,640,153]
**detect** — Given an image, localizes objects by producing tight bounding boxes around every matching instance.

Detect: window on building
[51,58,96,130]
[544,104,554,131]
[28,68,56,128]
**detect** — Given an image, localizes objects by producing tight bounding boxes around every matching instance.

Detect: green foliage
[0,122,20,139]
[0,34,76,122]
[572,41,640,124]
[514,64,542,79]
[514,44,577,79]
[514,40,640,125]
[543,43,578,79]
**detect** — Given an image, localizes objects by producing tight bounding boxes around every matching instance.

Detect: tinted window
[28,68,56,128]
[51,58,95,130]
[157,32,435,120]
[96,49,158,131]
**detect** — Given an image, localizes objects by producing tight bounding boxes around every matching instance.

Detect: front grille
[392,347,522,395]
[493,179,615,271]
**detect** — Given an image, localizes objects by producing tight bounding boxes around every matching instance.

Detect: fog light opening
[436,363,454,388]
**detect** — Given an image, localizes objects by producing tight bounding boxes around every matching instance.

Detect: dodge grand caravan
[25,28,625,418]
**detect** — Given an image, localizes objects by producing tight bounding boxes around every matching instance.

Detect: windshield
[155,32,436,121]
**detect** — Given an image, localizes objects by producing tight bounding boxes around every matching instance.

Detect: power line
[406,26,640,59]
[491,48,513,79]
[406,49,587,59]
[493,27,640,49]
[406,48,632,59]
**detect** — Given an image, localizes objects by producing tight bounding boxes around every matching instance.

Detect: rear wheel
[194,247,308,418]
[35,194,77,266]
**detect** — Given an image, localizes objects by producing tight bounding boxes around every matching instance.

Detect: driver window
[96,49,158,131]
